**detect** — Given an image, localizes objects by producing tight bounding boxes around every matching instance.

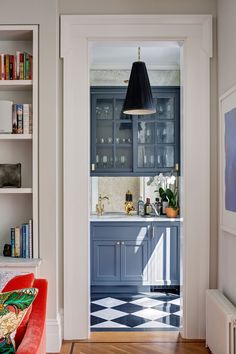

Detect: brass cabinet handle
[91,163,95,171]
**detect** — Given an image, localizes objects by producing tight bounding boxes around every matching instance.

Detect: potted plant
[165,188,179,218]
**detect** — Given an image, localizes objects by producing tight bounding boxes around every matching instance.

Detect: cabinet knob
[116,241,120,245]
[121,241,125,245]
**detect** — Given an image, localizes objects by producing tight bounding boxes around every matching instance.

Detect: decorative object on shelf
[0,163,21,188]
[124,190,135,215]
[165,188,179,218]
[3,244,11,257]
[159,187,169,215]
[219,85,236,234]
[96,194,109,216]
[123,47,156,116]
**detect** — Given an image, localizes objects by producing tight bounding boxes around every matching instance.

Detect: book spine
[22,224,26,258]
[20,225,23,258]
[19,53,24,80]
[16,51,20,80]
[0,54,4,80]
[12,104,17,134]
[29,55,33,80]
[15,227,20,257]
[25,224,29,258]
[23,104,29,134]
[24,52,30,80]
[13,55,17,80]
[29,104,33,134]
[5,54,10,80]
[28,219,33,258]
[16,104,23,134]
[10,227,15,257]
[9,55,14,80]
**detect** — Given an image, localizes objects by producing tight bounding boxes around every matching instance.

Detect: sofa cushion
[0,288,38,353]
[2,273,35,346]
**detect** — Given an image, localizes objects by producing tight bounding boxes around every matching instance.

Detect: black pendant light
[123,47,156,115]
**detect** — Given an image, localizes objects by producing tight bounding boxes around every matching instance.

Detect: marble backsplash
[91,175,178,213]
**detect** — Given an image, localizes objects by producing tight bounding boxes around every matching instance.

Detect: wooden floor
[57,332,211,354]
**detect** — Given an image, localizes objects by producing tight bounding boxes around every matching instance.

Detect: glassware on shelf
[116,137,120,144]
[150,155,154,166]
[120,155,126,168]
[103,105,111,119]
[107,137,113,144]
[102,155,108,167]
[96,154,99,166]
[109,156,113,167]
[96,106,102,118]
[100,137,105,144]
[146,129,151,143]
[144,155,147,167]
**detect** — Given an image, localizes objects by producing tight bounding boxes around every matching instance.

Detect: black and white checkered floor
[91,292,182,331]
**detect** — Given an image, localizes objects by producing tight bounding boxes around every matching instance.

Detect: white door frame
[60,15,212,340]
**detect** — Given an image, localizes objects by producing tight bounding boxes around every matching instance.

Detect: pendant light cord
[138,46,141,61]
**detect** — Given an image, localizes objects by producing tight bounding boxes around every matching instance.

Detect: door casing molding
[60,14,212,340]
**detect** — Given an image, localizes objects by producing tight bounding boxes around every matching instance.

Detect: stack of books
[12,103,32,134]
[0,52,33,80]
[10,220,33,258]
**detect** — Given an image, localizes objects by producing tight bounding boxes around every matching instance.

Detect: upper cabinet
[91,86,180,176]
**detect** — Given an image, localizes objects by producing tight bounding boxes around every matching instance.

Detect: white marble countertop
[90,213,183,222]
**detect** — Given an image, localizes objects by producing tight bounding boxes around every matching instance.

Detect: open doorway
[89,41,182,332]
[61,15,212,341]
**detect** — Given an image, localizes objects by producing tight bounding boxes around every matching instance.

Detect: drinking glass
[120,155,126,167]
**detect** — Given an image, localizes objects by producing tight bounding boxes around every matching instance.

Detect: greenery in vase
[159,187,179,210]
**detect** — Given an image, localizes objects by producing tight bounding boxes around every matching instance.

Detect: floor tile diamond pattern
[91,292,181,331]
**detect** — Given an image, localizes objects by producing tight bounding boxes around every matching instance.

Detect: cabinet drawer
[91,222,149,241]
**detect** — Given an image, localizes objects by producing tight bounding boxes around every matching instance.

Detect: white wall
[0,0,60,351]
[217,0,236,304]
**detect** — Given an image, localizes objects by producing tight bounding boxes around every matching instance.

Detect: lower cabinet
[91,221,180,286]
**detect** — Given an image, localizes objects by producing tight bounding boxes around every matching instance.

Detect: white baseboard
[46,311,63,353]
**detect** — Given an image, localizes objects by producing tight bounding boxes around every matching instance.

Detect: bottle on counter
[155,197,162,216]
[144,197,152,216]
[137,196,144,216]
[161,194,169,215]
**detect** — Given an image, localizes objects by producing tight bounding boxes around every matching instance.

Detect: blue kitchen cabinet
[121,240,149,283]
[92,240,120,283]
[149,222,180,286]
[91,222,149,285]
[90,221,180,287]
[91,86,180,176]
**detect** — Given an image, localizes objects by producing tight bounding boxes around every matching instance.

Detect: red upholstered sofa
[2,274,48,354]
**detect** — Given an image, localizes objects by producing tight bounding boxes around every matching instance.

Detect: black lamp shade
[123,61,156,115]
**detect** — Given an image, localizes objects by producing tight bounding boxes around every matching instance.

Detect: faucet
[96,194,109,216]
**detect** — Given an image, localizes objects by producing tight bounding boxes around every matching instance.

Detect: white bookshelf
[0,25,38,266]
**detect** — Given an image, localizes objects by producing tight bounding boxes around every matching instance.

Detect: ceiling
[90,41,181,70]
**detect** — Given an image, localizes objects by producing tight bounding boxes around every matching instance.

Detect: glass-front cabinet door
[91,88,133,174]
[91,87,180,176]
[134,89,179,174]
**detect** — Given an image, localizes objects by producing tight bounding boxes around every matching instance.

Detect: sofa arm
[16,279,48,354]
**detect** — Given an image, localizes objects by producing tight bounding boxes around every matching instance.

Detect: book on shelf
[10,220,33,259]
[12,103,32,134]
[0,52,33,80]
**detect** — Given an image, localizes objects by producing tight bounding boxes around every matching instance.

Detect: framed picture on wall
[220,85,236,235]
